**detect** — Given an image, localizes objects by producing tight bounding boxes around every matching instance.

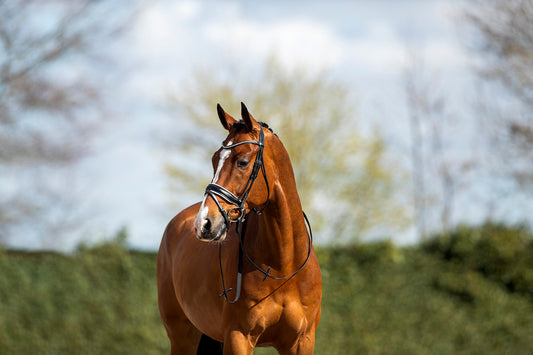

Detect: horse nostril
[202,218,212,233]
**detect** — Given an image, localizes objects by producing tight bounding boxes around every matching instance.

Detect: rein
[203,125,312,304]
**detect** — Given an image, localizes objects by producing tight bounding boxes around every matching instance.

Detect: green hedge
[423,223,533,300]
[1,224,532,354]
[0,242,168,354]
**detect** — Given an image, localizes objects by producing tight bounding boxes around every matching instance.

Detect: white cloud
[423,41,470,70]
[204,19,344,73]
[132,1,468,85]
[171,0,201,20]
[346,39,408,76]
[133,5,177,56]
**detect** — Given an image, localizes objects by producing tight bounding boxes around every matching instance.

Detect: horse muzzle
[194,200,228,242]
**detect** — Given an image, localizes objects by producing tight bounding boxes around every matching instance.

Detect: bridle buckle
[228,206,246,223]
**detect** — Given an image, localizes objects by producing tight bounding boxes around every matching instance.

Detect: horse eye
[237,159,250,168]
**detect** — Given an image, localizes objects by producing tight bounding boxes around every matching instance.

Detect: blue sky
[7,0,531,250]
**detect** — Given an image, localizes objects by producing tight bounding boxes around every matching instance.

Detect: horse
[157,103,322,354]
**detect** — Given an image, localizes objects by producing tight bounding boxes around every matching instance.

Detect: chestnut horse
[157,103,322,354]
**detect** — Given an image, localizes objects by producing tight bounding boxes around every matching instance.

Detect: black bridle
[205,125,269,229]
[203,124,312,304]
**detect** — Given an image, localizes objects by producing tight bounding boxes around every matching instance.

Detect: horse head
[194,103,271,242]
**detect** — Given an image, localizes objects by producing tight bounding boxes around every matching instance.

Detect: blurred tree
[404,55,475,237]
[164,60,409,243]
[0,1,134,245]
[464,0,533,187]
[404,56,430,239]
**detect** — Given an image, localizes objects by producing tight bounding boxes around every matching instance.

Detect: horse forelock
[232,120,277,137]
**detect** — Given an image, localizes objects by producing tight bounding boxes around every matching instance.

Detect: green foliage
[0,233,168,354]
[317,236,533,354]
[423,222,533,300]
[1,224,533,354]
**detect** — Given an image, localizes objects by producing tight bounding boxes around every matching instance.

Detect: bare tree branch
[0,0,137,244]
[464,0,533,188]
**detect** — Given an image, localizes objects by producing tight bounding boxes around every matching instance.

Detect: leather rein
[204,125,313,303]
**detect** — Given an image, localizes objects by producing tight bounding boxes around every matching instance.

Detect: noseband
[204,125,269,229]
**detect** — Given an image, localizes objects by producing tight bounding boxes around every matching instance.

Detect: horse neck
[251,148,309,272]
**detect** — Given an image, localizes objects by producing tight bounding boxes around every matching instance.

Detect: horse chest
[247,287,305,324]
[279,302,308,335]
[242,298,308,348]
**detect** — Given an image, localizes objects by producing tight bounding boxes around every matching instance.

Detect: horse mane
[233,120,278,137]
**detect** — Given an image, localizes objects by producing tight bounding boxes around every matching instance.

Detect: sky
[6,0,531,251]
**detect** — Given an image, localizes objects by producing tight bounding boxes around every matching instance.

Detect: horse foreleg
[158,272,202,354]
[165,316,202,355]
[158,291,202,354]
[276,330,316,355]
[294,331,316,355]
[223,330,254,355]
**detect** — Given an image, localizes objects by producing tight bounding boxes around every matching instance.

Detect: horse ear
[217,104,237,131]
[241,102,256,132]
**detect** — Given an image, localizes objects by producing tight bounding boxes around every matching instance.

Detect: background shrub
[1,225,533,354]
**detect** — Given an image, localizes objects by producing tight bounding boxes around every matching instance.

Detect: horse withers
[157,103,322,354]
